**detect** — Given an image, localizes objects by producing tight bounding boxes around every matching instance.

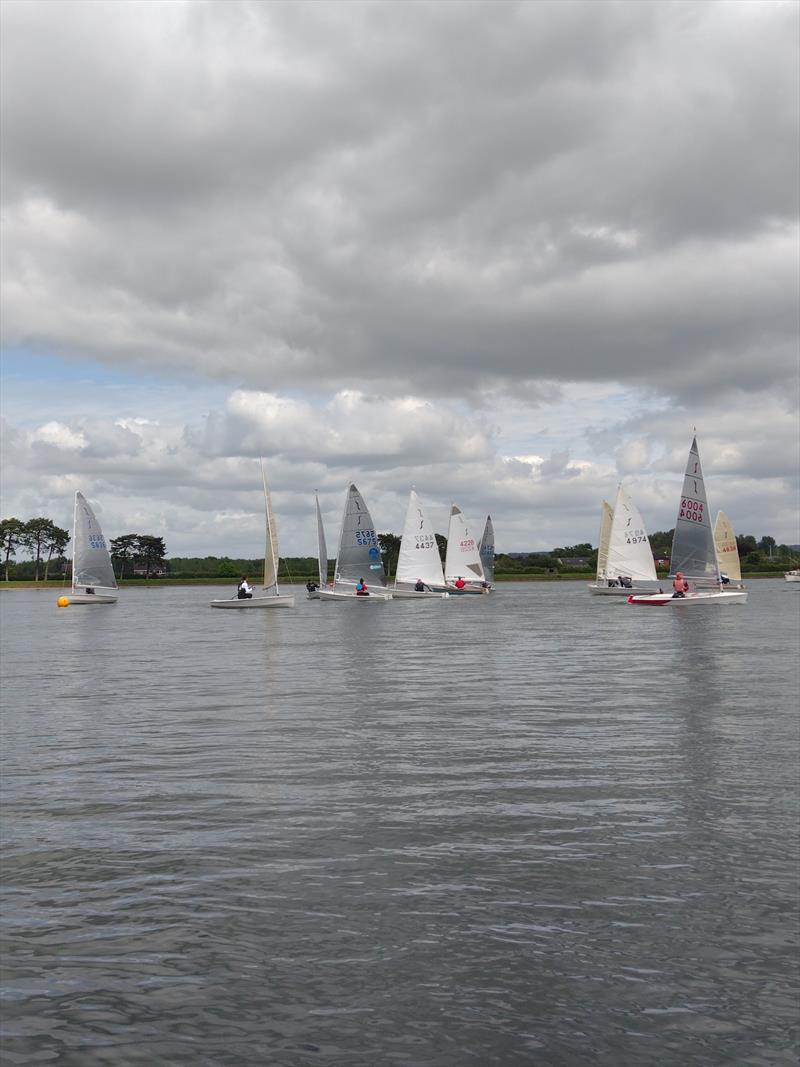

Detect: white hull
[317,588,392,602]
[210,595,295,609]
[588,583,660,597]
[446,585,488,596]
[627,590,748,607]
[784,572,800,583]
[392,587,449,599]
[60,592,117,604]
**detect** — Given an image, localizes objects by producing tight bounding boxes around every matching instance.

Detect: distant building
[132,559,169,577]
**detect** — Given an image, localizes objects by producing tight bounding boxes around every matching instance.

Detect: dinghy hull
[210,595,295,609]
[391,587,449,599]
[627,590,747,607]
[316,589,392,602]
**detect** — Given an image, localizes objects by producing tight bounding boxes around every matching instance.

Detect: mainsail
[479,516,495,585]
[334,484,388,587]
[315,492,328,587]
[72,492,118,591]
[395,490,446,587]
[605,486,657,583]
[714,510,742,582]
[596,500,614,581]
[669,436,720,583]
[444,505,485,582]
[260,459,280,593]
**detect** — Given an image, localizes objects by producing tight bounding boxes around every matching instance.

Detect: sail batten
[72,492,117,592]
[669,436,720,582]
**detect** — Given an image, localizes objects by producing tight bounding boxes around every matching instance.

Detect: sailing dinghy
[444,505,487,594]
[588,486,659,596]
[210,460,295,609]
[628,436,747,607]
[392,490,449,598]
[317,484,392,601]
[58,491,118,605]
[713,511,745,590]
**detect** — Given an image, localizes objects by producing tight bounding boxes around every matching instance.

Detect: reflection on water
[1,581,798,1066]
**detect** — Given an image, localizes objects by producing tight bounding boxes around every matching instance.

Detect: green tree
[758,535,776,557]
[378,533,401,579]
[110,534,140,580]
[42,523,70,582]
[736,534,757,555]
[0,518,26,580]
[21,518,58,581]
[135,535,167,578]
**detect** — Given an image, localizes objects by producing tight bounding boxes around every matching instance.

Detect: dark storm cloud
[1,0,797,401]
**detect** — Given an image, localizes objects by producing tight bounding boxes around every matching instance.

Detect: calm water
[1,581,798,1066]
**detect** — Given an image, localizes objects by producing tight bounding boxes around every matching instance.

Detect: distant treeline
[2,516,797,581]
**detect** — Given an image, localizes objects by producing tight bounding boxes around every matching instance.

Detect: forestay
[605,486,657,582]
[395,490,445,587]
[444,505,485,583]
[714,511,742,582]
[72,492,118,591]
[335,484,388,587]
[479,516,495,585]
[669,436,720,583]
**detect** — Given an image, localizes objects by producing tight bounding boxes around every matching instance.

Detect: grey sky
[1,0,798,554]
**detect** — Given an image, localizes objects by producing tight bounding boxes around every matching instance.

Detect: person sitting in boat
[306,579,318,593]
[619,575,632,589]
[355,577,369,596]
[720,572,730,585]
[414,578,426,592]
[672,572,689,598]
[454,577,466,590]
[237,576,253,600]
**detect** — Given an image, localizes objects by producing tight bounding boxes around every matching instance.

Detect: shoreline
[0,573,781,589]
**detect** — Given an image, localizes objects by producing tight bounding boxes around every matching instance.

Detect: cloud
[1,1,796,402]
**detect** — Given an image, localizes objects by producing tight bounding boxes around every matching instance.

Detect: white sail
[444,505,485,583]
[596,500,614,581]
[395,490,446,588]
[669,436,720,583]
[479,516,495,585]
[334,484,388,588]
[605,486,657,582]
[315,492,328,587]
[260,458,281,594]
[714,511,742,582]
[72,492,118,593]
